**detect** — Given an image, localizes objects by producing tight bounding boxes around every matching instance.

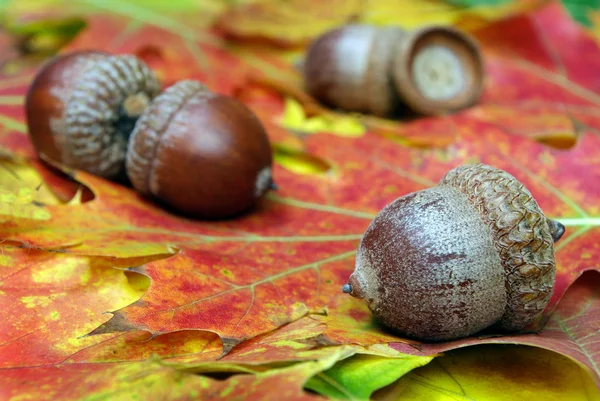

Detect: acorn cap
[63,54,161,179]
[440,164,558,331]
[391,26,484,116]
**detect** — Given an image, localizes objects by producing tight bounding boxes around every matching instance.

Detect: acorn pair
[303,24,485,117]
[25,50,274,219]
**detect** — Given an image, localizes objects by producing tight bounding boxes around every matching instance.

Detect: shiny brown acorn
[343,164,565,341]
[303,24,484,117]
[125,80,274,219]
[25,50,160,179]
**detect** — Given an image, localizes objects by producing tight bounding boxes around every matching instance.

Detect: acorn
[303,24,484,117]
[342,164,565,341]
[125,80,274,219]
[25,50,161,179]
[303,25,404,117]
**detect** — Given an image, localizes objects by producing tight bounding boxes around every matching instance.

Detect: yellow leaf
[272,144,333,176]
[329,115,368,137]
[218,0,550,48]
[0,187,34,204]
[281,97,365,137]
[360,0,457,28]
[375,346,599,401]
[360,0,550,30]
[0,187,51,220]
[217,0,363,47]
[282,97,307,127]
[0,160,62,205]
[0,158,64,220]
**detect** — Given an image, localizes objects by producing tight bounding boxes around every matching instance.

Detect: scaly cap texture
[440,164,556,331]
[64,55,161,179]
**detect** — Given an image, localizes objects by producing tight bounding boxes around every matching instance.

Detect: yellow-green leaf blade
[306,353,433,401]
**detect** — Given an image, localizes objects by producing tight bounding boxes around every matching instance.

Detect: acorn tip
[342,283,353,294]
[548,219,566,243]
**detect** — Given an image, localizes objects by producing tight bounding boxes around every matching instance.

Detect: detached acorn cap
[439,164,557,331]
[391,26,484,116]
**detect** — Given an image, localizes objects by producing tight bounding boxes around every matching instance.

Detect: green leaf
[562,0,600,26]
[3,16,86,56]
[305,354,432,401]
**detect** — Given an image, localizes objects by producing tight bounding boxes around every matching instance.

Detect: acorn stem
[547,219,565,243]
[342,283,353,294]
[123,92,151,118]
[116,93,152,141]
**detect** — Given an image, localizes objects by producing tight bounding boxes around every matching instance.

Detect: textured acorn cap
[126,80,274,219]
[62,54,161,179]
[391,26,484,116]
[440,164,557,331]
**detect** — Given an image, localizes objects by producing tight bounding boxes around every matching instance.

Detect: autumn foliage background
[1,0,600,400]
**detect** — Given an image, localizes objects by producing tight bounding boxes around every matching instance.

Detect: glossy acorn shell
[125,80,274,219]
[349,184,507,341]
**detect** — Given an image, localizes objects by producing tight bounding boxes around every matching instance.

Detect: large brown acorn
[25,50,160,179]
[125,80,274,219]
[343,164,565,341]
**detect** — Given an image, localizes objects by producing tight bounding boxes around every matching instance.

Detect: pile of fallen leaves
[1,0,599,399]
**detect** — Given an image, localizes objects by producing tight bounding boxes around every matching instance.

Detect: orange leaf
[1,0,600,395]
